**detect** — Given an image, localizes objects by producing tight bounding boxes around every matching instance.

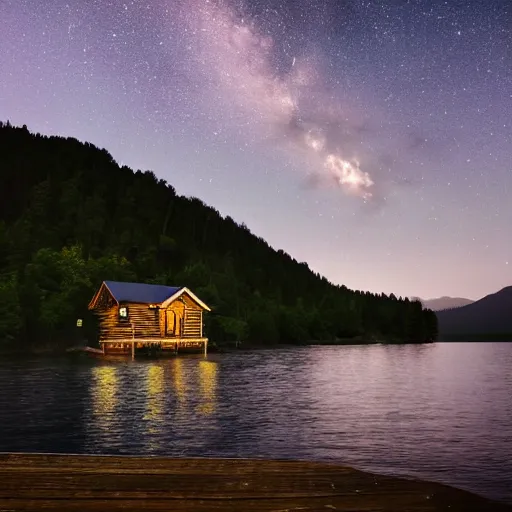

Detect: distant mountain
[413,296,475,311]
[436,286,512,340]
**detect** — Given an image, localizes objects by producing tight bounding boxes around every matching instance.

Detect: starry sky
[1,0,511,301]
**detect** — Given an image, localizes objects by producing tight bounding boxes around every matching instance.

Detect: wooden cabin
[88,281,211,357]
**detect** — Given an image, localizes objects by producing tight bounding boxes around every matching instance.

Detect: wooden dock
[66,339,208,359]
[0,454,510,511]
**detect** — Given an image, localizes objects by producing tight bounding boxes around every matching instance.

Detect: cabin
[88,281,211,357]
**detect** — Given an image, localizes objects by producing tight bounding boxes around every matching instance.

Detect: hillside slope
[436,286,512,339]
[419,296,474,311]
[0,122,437,345]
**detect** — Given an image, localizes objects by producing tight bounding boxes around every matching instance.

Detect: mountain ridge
[436,286,512,340]
[412,296,475,311]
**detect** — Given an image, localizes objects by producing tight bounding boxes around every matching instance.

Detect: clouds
[180,0,382,201]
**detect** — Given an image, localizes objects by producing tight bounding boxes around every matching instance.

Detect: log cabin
[88,281,211,357]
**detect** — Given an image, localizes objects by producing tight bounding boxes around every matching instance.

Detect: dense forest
[0,122,438,347]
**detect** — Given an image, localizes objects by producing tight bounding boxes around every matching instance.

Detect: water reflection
[197,360,218,416]
[171,358,187,408]
[145,364,164,423]
[143,364,165,452]
[1,344,511,504]
[91,365,118,434]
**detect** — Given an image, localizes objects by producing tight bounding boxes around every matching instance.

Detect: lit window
[119,306,128,318]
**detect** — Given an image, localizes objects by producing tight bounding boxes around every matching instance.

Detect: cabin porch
[100,337,208,358]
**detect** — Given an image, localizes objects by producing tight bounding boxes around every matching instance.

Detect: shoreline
[0,338,433,357]
[0,453,509,511]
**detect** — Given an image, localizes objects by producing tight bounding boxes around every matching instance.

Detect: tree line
[0,122,438,347]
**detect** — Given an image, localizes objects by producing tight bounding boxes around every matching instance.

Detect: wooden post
[204,339,207,357]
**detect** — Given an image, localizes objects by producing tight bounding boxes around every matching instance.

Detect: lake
[0,342,511,503]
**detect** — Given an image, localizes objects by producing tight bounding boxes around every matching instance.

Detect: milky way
[0,0,511,299]
[181,0,376,199]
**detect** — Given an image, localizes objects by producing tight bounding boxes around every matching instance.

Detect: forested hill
[0,122,437,346]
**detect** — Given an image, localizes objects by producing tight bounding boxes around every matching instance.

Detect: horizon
[1,0,510,300]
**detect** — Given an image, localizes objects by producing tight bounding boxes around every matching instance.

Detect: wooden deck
[0,454,510,511]
[95,337,209,358]
[99,337,208,344]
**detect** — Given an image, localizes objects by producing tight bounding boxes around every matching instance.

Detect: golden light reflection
[144,365,164,425]
[197,360,218,416]
[172,358,187,407]
[91,366,118,432]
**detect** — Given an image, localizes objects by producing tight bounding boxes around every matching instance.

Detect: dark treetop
[0,122,437,346]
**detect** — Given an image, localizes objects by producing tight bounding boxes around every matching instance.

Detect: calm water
[1,342,511,503]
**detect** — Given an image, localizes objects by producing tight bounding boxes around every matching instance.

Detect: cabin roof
[88,280,211,311]
[104,281,182,304]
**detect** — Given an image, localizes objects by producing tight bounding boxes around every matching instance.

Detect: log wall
[95,293,204,342]
[95,304,160,342]
[183,309,202,338]
[180,293,203,338]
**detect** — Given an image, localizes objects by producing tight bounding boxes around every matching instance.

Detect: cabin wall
[181,294,203,311]
[167,294,203,338]
[90,283,117,310]
[130,304,161,337]
[183,293,203,338]
[159,309,165,337]
[160,297,203,338]
[92,292,206,342]
[183,309,202,338]
[95,303,160,341]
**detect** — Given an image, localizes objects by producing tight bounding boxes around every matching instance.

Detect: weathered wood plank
[0,454,509,512]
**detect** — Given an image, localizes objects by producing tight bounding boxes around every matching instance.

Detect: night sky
[1,0,510,300]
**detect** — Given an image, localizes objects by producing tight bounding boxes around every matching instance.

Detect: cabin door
[166,310,182,337]
[166,310,176,336]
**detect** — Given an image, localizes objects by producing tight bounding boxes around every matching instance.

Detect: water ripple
[0,342,511,503]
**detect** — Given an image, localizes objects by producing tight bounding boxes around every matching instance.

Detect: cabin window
[119,306,128,319]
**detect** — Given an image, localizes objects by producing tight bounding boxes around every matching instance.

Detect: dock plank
[0,454,510,511]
